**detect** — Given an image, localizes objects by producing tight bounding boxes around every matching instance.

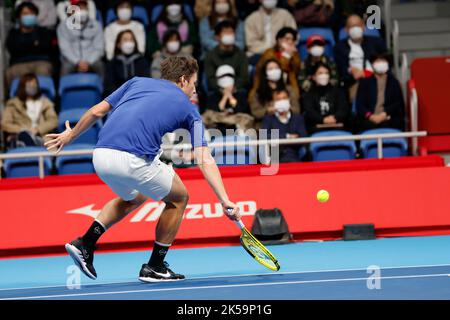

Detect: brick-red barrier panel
[0,156,447,257]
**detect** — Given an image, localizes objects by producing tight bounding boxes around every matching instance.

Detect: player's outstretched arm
[194,146,241,221]
[44,100,111,154]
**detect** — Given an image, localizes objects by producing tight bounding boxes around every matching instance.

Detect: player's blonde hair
[161,56,199,84]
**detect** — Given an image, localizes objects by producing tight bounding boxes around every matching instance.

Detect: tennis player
[44,56,241,282]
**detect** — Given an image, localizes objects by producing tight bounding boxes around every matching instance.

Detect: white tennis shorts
[93,148,175,201]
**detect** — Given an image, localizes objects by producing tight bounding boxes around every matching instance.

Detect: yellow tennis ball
[317,190,329,203]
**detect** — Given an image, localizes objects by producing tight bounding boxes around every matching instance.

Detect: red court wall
[0,156,449,258]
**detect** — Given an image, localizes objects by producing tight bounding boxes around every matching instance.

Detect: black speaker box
[251,208,292,245]
[343,224,376,240]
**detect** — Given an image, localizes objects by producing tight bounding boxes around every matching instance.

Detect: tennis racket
[228,209,280,271]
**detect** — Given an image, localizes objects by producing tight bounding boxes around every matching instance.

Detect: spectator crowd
[1,0,406,163]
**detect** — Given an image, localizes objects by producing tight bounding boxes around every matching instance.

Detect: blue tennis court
[1,235,450,300]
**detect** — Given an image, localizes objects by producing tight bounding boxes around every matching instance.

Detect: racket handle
[234,219,245,230]
[227,208,245,230]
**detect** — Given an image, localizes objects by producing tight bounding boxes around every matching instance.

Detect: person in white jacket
[104,0,146,60]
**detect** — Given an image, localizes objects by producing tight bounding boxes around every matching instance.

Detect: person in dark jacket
[202,64,254,133]
[302,62,349,134]
[104,29,150,96]
[263,87,308,162]
[333,14,387,100]
[5,1,53,86]
[204,19,249,93]
[355,53,405,132]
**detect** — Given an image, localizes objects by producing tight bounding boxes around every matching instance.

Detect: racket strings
[241,230,280,271]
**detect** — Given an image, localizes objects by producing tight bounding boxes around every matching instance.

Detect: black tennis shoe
[65,237,97,280]
[139,262,185,283]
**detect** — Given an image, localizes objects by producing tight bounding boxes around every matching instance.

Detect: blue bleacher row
[3,128,407,178]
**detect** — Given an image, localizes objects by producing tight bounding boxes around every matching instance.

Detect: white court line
[2,273,450,300]
[2,263,450,292]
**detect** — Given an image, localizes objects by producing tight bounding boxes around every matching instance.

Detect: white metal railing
[0,131,428,179]
[393,19,400,77]
[400,52,409,105]
[410,88,419,156]
[384,0,392,50]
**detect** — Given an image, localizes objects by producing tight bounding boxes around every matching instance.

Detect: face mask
[215,3,230,15]
[316,73,330,86]
[121,41,135,55]
[21,14,37,27]
[349,26,364,40]
[262,0,278,10]
[217,76,235,89]
[117,8,132,21]
[373,61,389,74]
[167,4,182,17]
[310,45,324,57]
[274,99,290,113]
[79,10,89,23]
[221,34,235,46]
[166,40,180,53]
[25,84,38,97]
[266,68,282,82]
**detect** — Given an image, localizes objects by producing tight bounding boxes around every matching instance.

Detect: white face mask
[215,3,230,15]
[167,4,182,17]
[262,0,278,10]
[316,73,330,86]
[217,76,235,89]
[266,68,282,82]
[310,45,324,57]
[166,40,180,53]
[117,8,132,21]
[274,99,290,113]
[74,9,89,23]
[373,61,389,74]
[348,26,364,40]
[221,34,235,46]
[121,41,135,55]
[25,84,38,97]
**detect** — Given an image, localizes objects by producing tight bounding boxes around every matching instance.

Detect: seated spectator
[57,0,97,22]
[151,30,189,79]
[244,0,297,65]
[199,0,245,57]
[1,73,58,149]
[104,0,146,60]
[105,30,150,96]
[262,87,307,162]
[5,2,53,86]
[204,20,249,93]
[202,65,254,133]
[249,59,300,129]
[15,0,57,29]
[57,0,104,77]
[282,0,334,28]
[356,53,405,132]
[302,62,349,134]
[334,14,387,101]
[298,34,338,93]
[147,0,197,58]
[254,27,301,100]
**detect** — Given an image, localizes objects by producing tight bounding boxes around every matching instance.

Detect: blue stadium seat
[55,144,95,175]
[360,128,408,159]
[310,130,357,161]
[59,73,103,111]
[338,27,381,41]
[150,4,194,23]
[106,5,149,27]
[58,108,103,144]
[9,76,56,101]
[210,135,257,166]
[3,147,52,178]
[96,9,104,27]
[298,28,336,60]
